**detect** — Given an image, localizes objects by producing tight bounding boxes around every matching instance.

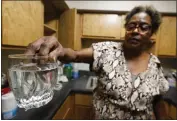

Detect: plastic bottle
[1,87,17,119]
[72,63,79,79]
[63,64,73,79]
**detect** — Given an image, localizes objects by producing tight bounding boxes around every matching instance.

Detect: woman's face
[124,12,152,50]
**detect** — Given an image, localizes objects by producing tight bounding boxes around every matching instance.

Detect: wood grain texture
[52,95,74,120]
[44,24,57,36]
[75,105,93,120]
[75,94,93,106]
[2,1,44,46]
[51,33,58,39]
[169,104,177,119]
[58,9,76,49]
[74,13,82,50]
[155,100,169,119]
[82,14,122,39]
[120,15,126,39]
[45,19,58,30]
[157,16,176,56]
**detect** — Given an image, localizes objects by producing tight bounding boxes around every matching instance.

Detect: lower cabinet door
[52,95,74,119]
[75,105,93,120]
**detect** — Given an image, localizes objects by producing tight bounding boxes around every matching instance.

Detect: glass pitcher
[8,54,58,111]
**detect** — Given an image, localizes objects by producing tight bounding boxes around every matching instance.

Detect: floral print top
[91,41,169,120]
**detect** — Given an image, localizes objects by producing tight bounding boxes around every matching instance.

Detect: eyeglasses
[125,22,152,34]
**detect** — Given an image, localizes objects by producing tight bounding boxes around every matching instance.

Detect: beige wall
[65,1,176,13]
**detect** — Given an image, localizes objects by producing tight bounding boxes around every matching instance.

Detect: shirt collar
[149,53,161,64]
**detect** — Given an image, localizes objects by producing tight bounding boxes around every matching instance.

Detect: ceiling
[64,1,176,13]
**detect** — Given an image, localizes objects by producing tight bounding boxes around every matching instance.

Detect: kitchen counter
[10,71,177,120]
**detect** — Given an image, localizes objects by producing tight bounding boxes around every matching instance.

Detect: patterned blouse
[91,41,169,120]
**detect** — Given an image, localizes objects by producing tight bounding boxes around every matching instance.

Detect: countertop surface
[10,72,177,120]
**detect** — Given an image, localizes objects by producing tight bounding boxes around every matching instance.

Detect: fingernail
[49,56,56,62]
[53,57,56,62]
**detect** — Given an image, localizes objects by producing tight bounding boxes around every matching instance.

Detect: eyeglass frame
[125,22,152,34]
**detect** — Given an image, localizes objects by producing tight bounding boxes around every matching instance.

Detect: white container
[72,63,79,79]
[168,77,176,87]
[2,91,18,119]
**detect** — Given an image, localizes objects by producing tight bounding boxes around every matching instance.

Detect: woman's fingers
[24,36,65,63]
[25,37,46,55]
[49,47,65,62]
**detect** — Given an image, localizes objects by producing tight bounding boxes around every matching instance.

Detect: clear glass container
[8,54,58,111]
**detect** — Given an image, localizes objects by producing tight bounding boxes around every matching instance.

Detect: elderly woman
[26,5,169,120]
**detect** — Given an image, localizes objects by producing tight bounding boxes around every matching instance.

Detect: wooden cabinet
[58,8,82,50]
[52,95,75,120]
[75,94,94,120]
[155,100,177,119]
[80,13,125,49]
[45,20,58,31]
[156,16,176,56]
[82,14,122,39]
[44,19,58,38]
[2,1,44,46]
[120,15,126,39]
[53,93,177,120]
[43,0,60,39]
[75,105,93,120]
[168,104,177,119]
[75,94,93,106]
[57,9,176,56]
[53,94,93,120]
[58,9,78,50]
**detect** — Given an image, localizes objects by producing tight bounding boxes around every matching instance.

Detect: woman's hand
[25,36,65,61]
[25,36,93,64]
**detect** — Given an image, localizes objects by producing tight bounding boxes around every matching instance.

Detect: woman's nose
[133,27,139,33]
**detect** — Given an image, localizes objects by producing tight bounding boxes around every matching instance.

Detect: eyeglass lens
[126,22,151,33]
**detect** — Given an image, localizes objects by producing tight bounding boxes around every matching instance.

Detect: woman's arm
[25,36,94,64]
[62,47,93,64]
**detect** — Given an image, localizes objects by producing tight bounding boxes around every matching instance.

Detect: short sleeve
[91,42,105,72]
[158,67,169,95]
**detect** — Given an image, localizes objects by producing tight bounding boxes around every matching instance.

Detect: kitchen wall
[65,1,176,13]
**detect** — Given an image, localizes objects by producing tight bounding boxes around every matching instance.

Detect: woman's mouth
[128,38,140,45]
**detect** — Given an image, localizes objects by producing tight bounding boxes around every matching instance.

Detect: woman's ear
[150,39,155,44]
[150,32,156,41]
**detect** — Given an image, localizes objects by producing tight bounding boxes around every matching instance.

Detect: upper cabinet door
[2,1,44,46]
[82,14,121,39]
[157,16,176,56]
[120,15,126,39]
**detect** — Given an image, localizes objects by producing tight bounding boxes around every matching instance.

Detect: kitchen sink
[85,76,98,90]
